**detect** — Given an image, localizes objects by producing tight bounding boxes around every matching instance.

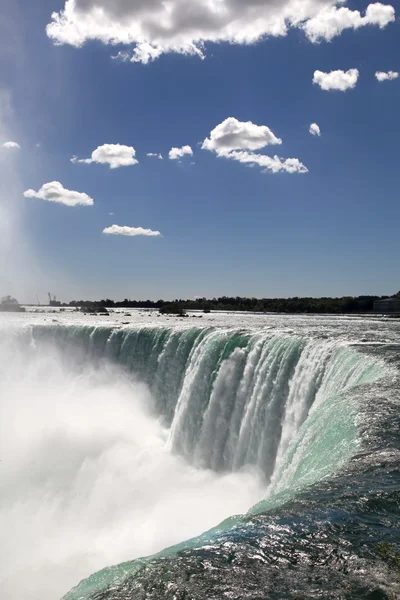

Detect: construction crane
[48,293,61,307]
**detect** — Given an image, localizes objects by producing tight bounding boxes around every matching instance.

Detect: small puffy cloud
[47,1,396,64]
[147,152,163,159]
[309,123,321,136]
[366,3,396,27]
[202,117,281,156]
[168,145,193,160]
[313,68,359,91]
[303,3,395,42]
[23,181,94,207]
[71,143,138,169]
[2,141,20,149]
[202,117,307,174]
[103,224,161,237]
[375,70,399,81]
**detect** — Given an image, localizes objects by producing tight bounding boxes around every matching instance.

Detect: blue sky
[0,0,399,302]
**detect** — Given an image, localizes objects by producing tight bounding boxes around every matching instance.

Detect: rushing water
[0,310,399,600]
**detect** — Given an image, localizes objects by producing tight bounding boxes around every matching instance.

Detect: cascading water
[27,324,387,480]
[0,313,399,600]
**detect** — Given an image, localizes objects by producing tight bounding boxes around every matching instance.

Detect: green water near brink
[29,325,385,481]
[22,323,393,600]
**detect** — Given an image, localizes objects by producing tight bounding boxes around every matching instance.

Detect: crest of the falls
[0,315,394,600]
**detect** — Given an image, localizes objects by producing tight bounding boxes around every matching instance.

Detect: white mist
[0,334,266,600]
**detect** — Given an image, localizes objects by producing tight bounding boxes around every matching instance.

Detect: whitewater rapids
[0,310,397,600]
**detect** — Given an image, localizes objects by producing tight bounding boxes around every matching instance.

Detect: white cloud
[313,68,359,91]
[71,143,138,168]
[46,1,395,64]
[303,3,395,42]
[309,123,321,136]
[202,117,281,155]
[23,181,94,207]
[113,44,165,65]
[147,152,163,159]
[375,70,399,81]
[2,141,20,149]
[103,224,161,237]
[202,117,307,174]
[365,2,396,26]
[168,145,193,160]
[224,150,308,174]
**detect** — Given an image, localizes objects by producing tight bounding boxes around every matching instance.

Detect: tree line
[62,293,400,314]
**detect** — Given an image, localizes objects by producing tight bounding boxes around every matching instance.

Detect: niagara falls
[1,0,400,597]
[1,309,399,599]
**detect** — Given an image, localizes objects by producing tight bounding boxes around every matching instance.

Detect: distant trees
[60,294,388,315]
[159,304,187,316]
[0,296,25,312]
[67,298,164,309]
[1,295,19,306]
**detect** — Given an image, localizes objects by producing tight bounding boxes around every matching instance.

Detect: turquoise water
[0,312,398,599]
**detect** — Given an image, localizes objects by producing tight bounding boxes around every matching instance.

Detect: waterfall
[1,321,391,600]
[26,324,387,486]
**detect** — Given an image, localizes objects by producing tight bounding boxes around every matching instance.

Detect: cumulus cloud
[46,1,395,64]
[313,68,359,91]
[23,181,94,207]
[71,143,138,168]
[309,123,321,136]
[303,2,395,42]
[2,141,20,149]
[168,145,193,160]
[103,224,161,237]
[147,152,163,159]
[202,117,281,155]
[375,70,399,81]
[202,117,307,174]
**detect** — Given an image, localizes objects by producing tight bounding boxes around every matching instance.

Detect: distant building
[48,292,61,307]
[373,298,400,314]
